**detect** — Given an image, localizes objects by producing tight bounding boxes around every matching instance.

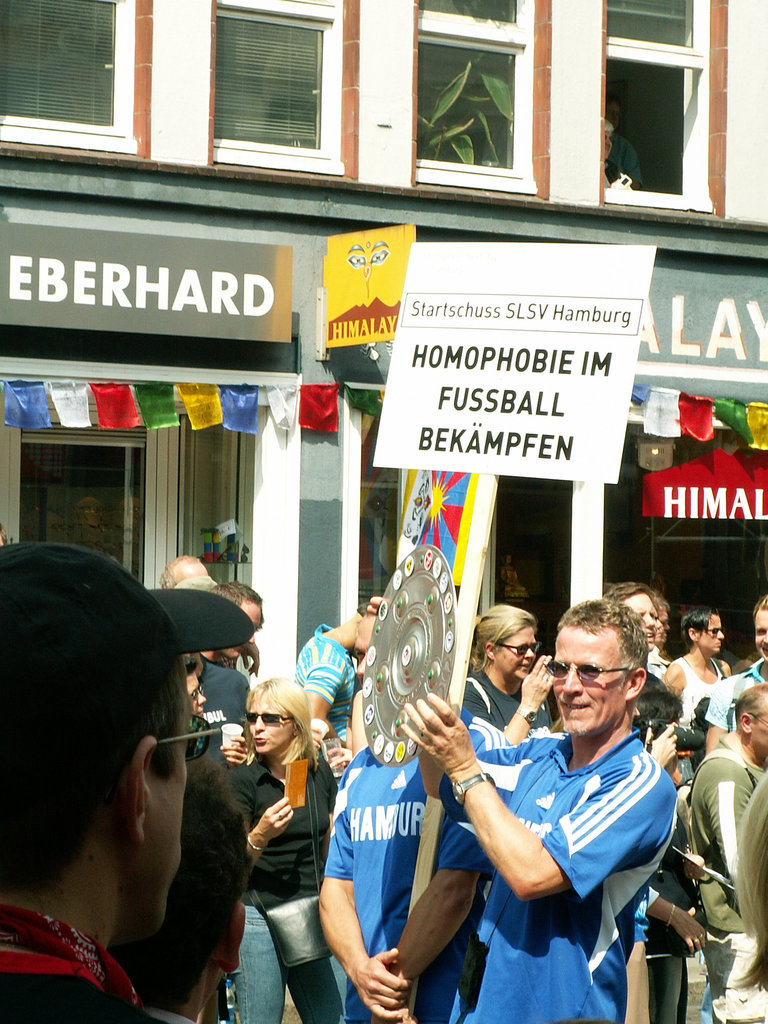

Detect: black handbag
[249,772,331,968]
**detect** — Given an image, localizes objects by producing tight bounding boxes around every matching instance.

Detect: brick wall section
[209,0,217,164]
[533,0,552,198]
[709,0,728,217]
[341,0,360,179]
[134,0,152,159]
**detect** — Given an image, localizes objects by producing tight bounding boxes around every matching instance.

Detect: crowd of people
[3,540,768,1024]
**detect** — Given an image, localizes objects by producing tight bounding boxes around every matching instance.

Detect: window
[0,0,136,153]
[416,0,534,194]
[214,0,343,174]
[605,0,711,211]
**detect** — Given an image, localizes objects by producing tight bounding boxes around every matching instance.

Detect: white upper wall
[357,1,415,187]
[151,0,212,165]
[549,0,604,206]
[725,0,768,223]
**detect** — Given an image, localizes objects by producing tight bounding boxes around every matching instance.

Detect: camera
[641,718,705,754]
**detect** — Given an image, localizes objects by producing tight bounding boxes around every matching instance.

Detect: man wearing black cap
[0,543,253,1023]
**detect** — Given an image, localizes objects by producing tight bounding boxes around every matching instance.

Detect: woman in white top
[664,606,731,726]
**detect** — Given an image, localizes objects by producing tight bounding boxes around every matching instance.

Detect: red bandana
[0,904,142,1006]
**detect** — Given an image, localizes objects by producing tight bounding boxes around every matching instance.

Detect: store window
[358,413,399,608]
[605,423,762,666]
[605,0,711,211]
[214,0,343,175]
[416,0,535,194]
[20,430,145,578]
[0,0,137,153]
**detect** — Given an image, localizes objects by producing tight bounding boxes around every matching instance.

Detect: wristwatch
[516,708,538,725]
[452,772,495,805]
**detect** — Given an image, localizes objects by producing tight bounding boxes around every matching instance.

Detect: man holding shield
[403,598,676,1024]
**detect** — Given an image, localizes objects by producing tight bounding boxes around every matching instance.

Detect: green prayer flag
[135,382,180,429]
[714,397,753,445]
[344,385,382,417]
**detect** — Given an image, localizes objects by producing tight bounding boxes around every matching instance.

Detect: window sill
[416,161,537,196]
[214,142,344,176]
[0,123,137,156]
[605,188,713,215]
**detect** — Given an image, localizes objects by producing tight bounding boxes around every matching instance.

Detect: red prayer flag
[90,383,141,429]
[678,392,714,442]
[299,383,339,432]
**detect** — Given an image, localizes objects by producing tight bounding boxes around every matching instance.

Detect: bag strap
[307,769,323,895]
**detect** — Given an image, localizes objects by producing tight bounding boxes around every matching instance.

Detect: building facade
[1,0,767,672]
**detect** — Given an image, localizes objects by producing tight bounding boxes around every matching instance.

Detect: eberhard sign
[0,225,292,342]
[374,243,656,485]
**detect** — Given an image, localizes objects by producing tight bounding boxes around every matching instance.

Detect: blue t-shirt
[325,717,505,1024]
[295,624,356,741]
[439,730,676,1024]
[200,656,249,765]
[705,660,764,731]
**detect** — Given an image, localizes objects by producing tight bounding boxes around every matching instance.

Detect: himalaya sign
[643,449,768,519]
[0,224,292,342]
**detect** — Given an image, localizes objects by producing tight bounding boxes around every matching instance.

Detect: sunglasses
[184,656,200,674]
[157,714,218,760]
[545,661,630,685]
[499,642,541,657]
[245,711,293,727]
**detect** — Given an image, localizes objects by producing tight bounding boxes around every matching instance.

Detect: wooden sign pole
[406,472,498,1008]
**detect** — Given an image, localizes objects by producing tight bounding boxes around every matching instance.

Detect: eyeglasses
[157,714,218,760]
[703,627,725,636]
[188,682,204,701]
[245,711,293,727]
[499,641,541,657]
[545,660,630,685]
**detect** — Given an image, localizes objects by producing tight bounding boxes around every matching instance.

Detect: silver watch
[516,708,538,725]
[452,771,495,805]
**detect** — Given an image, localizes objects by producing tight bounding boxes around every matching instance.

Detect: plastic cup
[221,723,244,745]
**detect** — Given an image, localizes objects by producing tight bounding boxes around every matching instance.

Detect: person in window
[606,90,643,188]
[462,604,553,744]
[664,607,731,728]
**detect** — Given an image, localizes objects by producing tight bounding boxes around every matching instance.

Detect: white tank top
[669,656,723,726]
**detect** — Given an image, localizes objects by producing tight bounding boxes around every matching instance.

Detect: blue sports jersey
[325,717,504,1024]
[295,624,356,741]
[439,729,676,1024]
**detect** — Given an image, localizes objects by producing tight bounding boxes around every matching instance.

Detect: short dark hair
[681,606,719,644]
[558,599,648,671]
[213,581,264,630]
[112,761,250,1007]
[636,689,683,736]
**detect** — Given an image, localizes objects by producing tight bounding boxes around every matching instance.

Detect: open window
[605,0,711,212]
[416,0,535,194]
[214,0,343,175]
[0,0,136,153]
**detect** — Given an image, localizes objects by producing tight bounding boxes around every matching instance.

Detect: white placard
[374,243,656,485]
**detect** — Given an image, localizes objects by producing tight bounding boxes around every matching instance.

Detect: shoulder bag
[248,770,331,968]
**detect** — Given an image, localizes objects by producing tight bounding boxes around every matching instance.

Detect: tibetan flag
[679,393,714,441]
[219,384,260,434]
[135,383,179,429]
[299,383,339,432]
[4,380,51,429]
[398,470,478,583]
[747,402,768,450]
[715,398,753,446]
[266,384,298,430]
[48,381,91,427]
[177,384,223,430]
[643,387,681,437]
[345,385,383,417]
[90,383,141,428]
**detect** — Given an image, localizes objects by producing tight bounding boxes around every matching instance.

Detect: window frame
[0,0,137,154]
[416,0,535,195]
[605,0,711,212]
[214,0,344,175]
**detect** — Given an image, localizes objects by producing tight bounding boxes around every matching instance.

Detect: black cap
[0,543,254,721]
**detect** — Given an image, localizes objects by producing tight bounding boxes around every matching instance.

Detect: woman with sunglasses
[229,678,344,1024]
[464,604,553,743]
[664,606,731,727]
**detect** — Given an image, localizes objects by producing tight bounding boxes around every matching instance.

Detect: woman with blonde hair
[229,678,344,1024]
[464,604,553,743]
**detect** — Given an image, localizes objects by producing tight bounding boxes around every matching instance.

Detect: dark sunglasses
[499,641,541,657]
[157,714,218,760]
[245,711,293,726]
[545,660,630,685]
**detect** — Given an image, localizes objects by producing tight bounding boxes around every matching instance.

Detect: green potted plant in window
[417,57,514,166]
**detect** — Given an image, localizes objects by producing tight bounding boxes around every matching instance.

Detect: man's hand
[402,694,478,781]
[350,948,411,1020]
